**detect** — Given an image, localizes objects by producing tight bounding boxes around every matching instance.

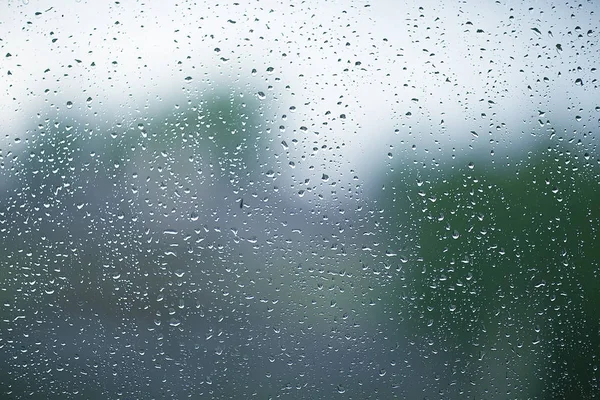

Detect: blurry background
[1,0,599,398]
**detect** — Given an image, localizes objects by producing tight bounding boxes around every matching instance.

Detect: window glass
[1,1,598,398]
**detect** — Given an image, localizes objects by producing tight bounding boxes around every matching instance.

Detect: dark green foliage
[387,144,600,398]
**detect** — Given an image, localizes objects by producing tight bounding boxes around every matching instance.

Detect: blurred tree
[0,85,267,399]
[383,142,600,398]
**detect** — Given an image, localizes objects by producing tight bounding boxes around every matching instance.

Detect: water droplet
[175,270,185,278]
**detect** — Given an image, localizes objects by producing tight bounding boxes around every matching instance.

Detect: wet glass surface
[1,1,599,398]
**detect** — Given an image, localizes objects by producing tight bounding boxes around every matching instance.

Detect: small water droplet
[175,270,185,278]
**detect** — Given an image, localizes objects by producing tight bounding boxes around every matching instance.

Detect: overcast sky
[2,0,598,193]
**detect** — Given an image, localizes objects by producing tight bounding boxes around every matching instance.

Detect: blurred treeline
[1,83,599,399]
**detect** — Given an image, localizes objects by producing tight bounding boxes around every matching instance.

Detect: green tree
[383,143,600,398]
